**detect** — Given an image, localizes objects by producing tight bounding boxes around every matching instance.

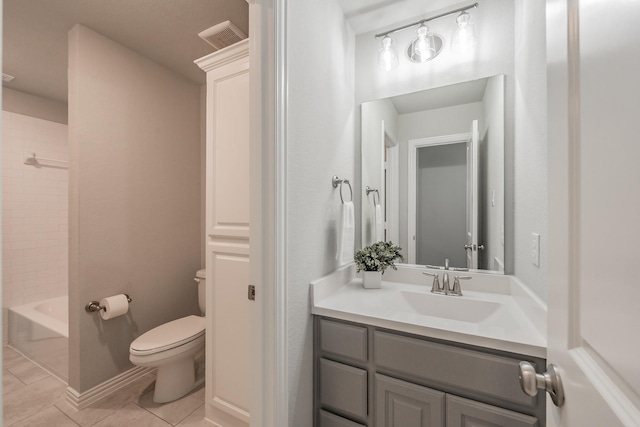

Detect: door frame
[407,133,469,265]
[248,0,288,426]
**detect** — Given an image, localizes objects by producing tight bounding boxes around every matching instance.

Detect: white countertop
[310,264,547,358]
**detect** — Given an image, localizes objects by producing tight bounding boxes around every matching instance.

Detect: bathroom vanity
[311,264,547,427]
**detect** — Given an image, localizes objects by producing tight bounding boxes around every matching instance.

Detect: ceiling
[389,77,488,115]
[2,0,249,104]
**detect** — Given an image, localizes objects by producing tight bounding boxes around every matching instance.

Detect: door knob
[464,244,473,250]
[518,361,565,407]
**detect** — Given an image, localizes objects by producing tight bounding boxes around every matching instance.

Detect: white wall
[286,0,356,424]
[1,111,68,339]
[513,0,547,300]
[68,24,201,392]
[361,99,398,246]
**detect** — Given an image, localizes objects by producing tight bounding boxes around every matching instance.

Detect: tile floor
[3,346,211,426]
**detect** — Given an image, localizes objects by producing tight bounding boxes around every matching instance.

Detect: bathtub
[8,296,68,382]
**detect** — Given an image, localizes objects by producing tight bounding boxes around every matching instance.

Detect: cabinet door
[446,395,538,427]
[376,374,445,427]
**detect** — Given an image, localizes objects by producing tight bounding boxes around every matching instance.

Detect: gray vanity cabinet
[314,316,545,427]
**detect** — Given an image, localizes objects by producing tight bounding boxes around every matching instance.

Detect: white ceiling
[389,77,488,115]
[2,0,249,103]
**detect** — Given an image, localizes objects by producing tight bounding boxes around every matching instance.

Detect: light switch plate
[531,233,540,267]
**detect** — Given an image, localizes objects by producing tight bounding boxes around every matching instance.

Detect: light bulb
[410,24,436,63]
[451,11,477,55]
[377,36,399,72]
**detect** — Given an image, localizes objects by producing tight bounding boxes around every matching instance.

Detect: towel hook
[366,186,380,205]
[332,175,353,203]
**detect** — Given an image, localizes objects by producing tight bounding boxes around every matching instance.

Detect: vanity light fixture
[375,2,479,70]
[378,35,400,71]
[409,24,437,63]
[451,11,478,55]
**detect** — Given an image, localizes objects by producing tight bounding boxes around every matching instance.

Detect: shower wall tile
[2,111,68,309]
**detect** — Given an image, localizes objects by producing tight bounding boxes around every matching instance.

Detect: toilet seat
[130,315,205,356]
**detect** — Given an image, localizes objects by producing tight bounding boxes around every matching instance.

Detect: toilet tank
[195,269,206,315]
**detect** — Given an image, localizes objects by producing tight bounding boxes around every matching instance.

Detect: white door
[465,120,479,269]
[546,1,640,425]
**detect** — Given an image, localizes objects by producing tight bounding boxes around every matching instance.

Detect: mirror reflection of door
[465,120,480,269]
[415,140,468,267]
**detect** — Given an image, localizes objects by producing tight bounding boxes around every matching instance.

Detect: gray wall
[2,87,68,124]
[286,0,356,424]
[416,143,467,267]
[68,24,201,392]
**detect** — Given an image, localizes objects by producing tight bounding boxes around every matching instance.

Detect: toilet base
[153,358,196,403]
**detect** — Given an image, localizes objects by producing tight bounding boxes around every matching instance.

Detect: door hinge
[248,284,256,301]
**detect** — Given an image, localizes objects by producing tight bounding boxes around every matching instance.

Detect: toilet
[129,269,206,403]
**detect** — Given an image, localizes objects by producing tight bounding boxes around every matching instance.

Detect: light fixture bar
[374,2,479,39]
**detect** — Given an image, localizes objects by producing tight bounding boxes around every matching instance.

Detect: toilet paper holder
[85,294,132,313]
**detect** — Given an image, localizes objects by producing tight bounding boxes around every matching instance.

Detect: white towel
[337,201,355,265]
[374,203,384,242]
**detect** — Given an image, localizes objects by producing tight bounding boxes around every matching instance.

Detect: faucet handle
[451,275,472,296]
[444,258,450,270]
[423,271,443,294]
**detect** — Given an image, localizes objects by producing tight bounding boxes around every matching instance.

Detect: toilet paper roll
[99,294,129,320]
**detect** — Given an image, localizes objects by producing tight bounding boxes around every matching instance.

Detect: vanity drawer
[373,330,539,410]
[446,395,539,427]
[319,318,368,363]
[319,410,366,427]
[319,358,368,421]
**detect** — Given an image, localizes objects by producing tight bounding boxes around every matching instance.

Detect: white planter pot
[362,271,382,289]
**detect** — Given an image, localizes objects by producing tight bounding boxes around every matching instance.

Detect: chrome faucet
[424,258,472,296]
[442,258,450,294]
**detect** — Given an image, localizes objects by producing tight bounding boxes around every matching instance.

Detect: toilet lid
[130,315,205,355]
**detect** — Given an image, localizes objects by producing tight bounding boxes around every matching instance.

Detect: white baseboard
[65,366,155,410]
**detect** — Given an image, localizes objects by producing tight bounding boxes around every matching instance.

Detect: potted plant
[354,241,403,289]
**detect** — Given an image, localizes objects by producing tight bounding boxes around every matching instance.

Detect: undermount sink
[390,290,502,323]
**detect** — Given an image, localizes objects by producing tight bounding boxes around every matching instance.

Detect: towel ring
[332,176,353,203]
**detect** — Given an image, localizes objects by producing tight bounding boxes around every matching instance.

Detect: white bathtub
[8,296,68,382]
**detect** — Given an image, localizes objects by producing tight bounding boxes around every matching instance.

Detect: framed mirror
[361,75,505,272]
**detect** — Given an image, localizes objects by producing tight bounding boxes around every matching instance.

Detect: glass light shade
[409,24,436,63]
[451,11,477,55]
[377,36,399,71]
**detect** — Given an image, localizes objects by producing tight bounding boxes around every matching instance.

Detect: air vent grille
[3,73,15,82]
[198,21,247,51]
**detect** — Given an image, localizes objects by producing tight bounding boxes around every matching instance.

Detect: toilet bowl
[129,269,206,403]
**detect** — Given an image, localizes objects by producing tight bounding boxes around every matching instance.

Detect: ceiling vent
[198,21,247,51]
[3,73,15,82]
